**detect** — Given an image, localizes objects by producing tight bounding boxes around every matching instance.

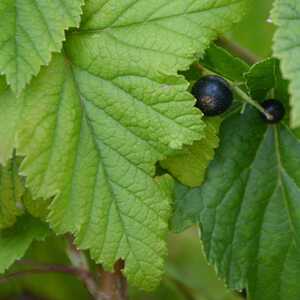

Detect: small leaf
[161,118,221,188]
[0,77,22,165]
[0,215,49,273]
[245,57,289,103]
[0,156,24,229]
[22,190,49,220]
[0,0,83,94]
[272,0,300,127]
[200,44,249,82]
[171,183,202,233]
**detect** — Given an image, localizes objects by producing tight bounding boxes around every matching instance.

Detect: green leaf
[200,44,249,82]
[0,0,83,94]
[0,153,47,226]
[0,77,22,165]
[5,0,250,290]
[176,108,300,300]
[0,157,24,229]
[0,215,49,273]
[272,0,300,127]
[161,118,221,188]
[245,57,289,103]
[22,190,49,220]
[171,183,202,233]
[15,53,190,290]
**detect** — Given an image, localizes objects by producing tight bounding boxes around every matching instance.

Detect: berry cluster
[192,75,285,123]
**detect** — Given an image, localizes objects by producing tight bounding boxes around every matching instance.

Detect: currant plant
[0,1,299,300]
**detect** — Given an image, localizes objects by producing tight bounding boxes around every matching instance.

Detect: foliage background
[0,0,277,299]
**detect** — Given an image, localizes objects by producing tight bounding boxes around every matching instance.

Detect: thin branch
[216,37,260,65]
[66,235,110,300]
[0,264,83,284]
[16,259,95,282]
[66,235,90,271]
[66,236,128,300]
[233,85,273,120]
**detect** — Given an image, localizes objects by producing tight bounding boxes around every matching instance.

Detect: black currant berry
[239,289,247,299]
[192,75,233,116]
[261,99,285,124]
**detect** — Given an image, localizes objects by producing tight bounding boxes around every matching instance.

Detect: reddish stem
[98,260,128,300]
[0,263,85,284]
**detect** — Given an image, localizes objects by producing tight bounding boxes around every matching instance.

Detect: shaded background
[228,0,275,58]
[0,0,275,299]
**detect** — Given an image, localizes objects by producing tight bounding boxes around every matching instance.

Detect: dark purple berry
[192,75,233,116]
[261,99,285,124]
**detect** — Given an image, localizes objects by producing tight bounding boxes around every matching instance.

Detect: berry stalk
[233,86,273,120]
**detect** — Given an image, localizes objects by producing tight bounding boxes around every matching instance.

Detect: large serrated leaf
[0,0,250,290]
[272,0,300,127]
[16,53,192,290]
[174,108,300,300]
[0,215,49,273]
[0,0,83,94]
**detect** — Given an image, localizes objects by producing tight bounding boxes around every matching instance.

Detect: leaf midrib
[68,63,163,273]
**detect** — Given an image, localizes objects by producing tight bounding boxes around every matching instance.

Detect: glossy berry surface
[192,75,233,116]
[261,99,285,124]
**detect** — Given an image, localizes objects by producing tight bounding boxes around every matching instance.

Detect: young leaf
[200,44,249,82]
[0,157,24,229]
[161,118,221,188]
[0,215,49,273]
[175,108,300,300]
[0,0,83,94]
[272,0,300,127]
[5,0,250,290]
[245,57,289,103]
[0,77,22,165]
[22,190,49,220]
